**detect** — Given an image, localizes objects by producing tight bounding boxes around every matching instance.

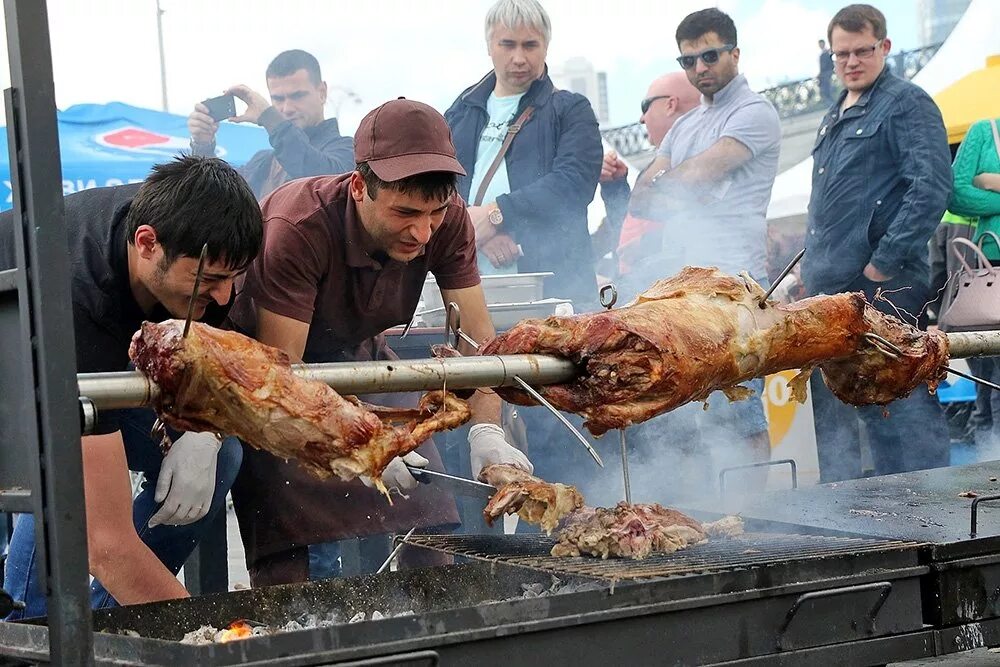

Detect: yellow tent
[934,54,1000,144]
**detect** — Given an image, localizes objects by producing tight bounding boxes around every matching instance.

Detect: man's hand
[863,263,892,282]
[973,173,1000,192]
[362,451,427,492]
[226,84,272,125]
[468,423,533,478]
[148,432,222,527]
[480,233,520,268]
[467,205,498,246]
[187,103,220,145]
[600,150,628,183]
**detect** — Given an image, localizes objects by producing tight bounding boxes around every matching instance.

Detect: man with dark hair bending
[187,49,354,199]
[0,156,263,616]
[226,99,533,587]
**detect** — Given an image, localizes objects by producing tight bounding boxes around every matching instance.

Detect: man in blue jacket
[444,0,603,309]
[188,49,354,199]
[802,4,951,481]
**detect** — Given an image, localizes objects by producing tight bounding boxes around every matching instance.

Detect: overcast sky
[0,0,926,130]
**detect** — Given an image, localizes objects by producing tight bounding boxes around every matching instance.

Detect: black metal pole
[4,0,93,663]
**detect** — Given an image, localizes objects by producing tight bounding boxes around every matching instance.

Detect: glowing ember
[218,620,253,643]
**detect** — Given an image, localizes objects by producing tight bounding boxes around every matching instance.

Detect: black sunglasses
[676,44,735,70]
[640,95,673,114]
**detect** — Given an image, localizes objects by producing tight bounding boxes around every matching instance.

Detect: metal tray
[422,272,553,312]
[420,299,571,329]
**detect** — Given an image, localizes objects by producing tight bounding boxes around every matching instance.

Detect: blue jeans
[3,408,242,619]
[812,274,950,481]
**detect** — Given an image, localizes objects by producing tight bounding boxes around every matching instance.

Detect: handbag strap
[473,105,535,206]
[991,119,1000,162]
[952,235,997,273]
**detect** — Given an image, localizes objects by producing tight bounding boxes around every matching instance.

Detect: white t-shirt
[468,91,525,275]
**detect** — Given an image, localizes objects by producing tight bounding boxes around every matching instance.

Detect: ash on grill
[173,576,603,645]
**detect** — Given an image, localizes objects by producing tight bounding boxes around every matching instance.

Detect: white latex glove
[469,423,533,478]
[362,451,428,492]
[148,432,222,528]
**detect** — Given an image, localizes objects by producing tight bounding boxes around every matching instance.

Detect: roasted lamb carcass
[551,503,719,560]
[480,266,948,435]
[479,464,584,534]
[129,320,471,497]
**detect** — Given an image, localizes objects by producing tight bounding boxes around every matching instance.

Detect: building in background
[550,57,609,126]
[917,0,972,46]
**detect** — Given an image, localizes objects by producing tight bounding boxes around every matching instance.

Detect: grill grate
[404,533,919,582]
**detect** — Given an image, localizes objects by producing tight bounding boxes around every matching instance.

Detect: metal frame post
[0,0,93,663]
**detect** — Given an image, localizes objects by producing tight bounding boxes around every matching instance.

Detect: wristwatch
[488,205,504,226]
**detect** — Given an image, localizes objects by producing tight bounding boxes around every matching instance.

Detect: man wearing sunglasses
[627,7,781,492]
[603,73,702,279]
[801,4,951,482]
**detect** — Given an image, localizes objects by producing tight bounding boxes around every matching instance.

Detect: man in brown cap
[226,98,532,586]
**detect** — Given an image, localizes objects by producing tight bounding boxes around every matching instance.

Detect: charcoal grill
[0,524,938,666]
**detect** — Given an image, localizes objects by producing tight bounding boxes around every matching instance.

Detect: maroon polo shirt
[228,172,480,362]
[228,173,478,565]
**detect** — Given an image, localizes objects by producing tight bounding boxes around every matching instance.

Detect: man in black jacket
[1,157,262,617]
[188,49,354,199]
[444,0,603,309]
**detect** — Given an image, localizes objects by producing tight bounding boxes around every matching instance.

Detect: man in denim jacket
[802,4,951,481]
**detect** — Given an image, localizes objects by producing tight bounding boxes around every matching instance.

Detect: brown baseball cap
[354,98,466,181]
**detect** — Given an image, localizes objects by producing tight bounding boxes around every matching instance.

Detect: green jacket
[950,118,1000,259]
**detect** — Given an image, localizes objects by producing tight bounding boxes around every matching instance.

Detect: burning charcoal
[521,583,546,598]
[180,625,221,646]
[349,611,366,624]
[282,620,304,632]
[371,611,385,621]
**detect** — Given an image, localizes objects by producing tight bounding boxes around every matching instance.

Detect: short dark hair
[356,162,457,203]
[265,49,322,85]
[676,8,738,48]
[828,4,887,43]
[126,156,262,271]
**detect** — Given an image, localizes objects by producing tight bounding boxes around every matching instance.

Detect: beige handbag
[940,232,1000,331]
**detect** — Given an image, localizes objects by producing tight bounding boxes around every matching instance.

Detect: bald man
[595,72,701,281]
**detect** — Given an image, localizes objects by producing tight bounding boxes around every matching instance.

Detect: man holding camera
[188,49,354,199]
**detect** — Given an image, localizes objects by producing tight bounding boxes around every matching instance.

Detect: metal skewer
[758,248,805,307]
[182,243,209,339]
[376,526,416,574]
[601,284,631,502]
[863,332,1000,392]
[446,302,604,468]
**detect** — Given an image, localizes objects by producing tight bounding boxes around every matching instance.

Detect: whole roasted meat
[129,320,471,496]
[480,266,948,435]
[478,464,584,534]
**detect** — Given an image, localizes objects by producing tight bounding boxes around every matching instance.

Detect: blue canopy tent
[0,101,270,210]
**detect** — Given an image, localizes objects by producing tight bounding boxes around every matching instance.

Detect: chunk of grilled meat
[551,503,712,560]
[480,266,949,435]
[129,320,471,497]
[819,303,948,406]
[479,464,584,534]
